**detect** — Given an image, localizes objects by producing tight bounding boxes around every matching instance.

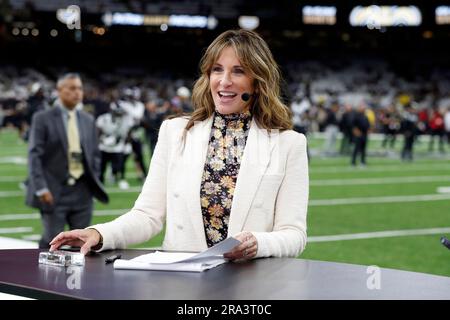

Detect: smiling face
[209,46,255,115]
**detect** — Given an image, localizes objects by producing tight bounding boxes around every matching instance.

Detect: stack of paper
[113,237,241,272]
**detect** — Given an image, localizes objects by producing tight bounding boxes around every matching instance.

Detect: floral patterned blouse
[200,110,252,247]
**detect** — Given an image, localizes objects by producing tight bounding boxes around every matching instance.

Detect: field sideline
[0,128,449,277]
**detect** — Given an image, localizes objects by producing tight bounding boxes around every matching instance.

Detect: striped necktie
[67,110,84,179]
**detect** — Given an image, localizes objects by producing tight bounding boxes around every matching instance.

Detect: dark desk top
[0,249,449,300]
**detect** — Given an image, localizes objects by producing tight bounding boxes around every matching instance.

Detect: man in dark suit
[351,102,371,167]
[26,73,109,249]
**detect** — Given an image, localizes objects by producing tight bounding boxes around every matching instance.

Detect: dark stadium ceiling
[3,0,450,24]
[0,0,449,58]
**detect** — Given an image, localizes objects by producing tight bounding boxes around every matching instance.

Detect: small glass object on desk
[38,250,85,267]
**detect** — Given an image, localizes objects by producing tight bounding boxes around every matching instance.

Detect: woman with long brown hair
[50,29,309,260]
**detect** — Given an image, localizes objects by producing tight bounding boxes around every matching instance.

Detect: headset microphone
[241,92,253,102]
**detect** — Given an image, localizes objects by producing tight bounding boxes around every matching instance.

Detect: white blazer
[90,115,309,258]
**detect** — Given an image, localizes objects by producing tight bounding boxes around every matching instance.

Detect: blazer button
[173,192,179,198]
[177,224,183,230]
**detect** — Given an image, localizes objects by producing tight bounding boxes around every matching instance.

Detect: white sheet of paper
[113,237,242,272]
[113,257,227,272]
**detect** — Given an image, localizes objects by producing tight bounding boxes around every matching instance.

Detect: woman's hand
[224,231,258,261]
[49,229,102,255]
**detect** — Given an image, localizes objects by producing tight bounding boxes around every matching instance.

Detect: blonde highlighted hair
[184,29,292,134]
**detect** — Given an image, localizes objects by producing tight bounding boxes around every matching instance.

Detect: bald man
[26,73,108,249]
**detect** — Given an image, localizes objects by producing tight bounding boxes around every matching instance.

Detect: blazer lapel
[228,119,275,236]
[183,115,214,250]
[53,107,68,153]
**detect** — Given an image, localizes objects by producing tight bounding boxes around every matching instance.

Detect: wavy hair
[182,29,292,137]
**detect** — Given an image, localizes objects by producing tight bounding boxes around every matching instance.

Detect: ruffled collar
[214,109,252,123]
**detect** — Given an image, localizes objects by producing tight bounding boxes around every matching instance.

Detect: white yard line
[0,176,25,182]
[1,159,449,171]
[4,226,450,246]
[309,194,450,206]
[437,187,450,193]
[0,187,143,197]
[1,194,450,219]
[1,174,449,186]
[311,175,450,186]
[21,234,41,241]
[311,164,450,173]
[0,157,27,164]
[309,227,450,243]
[0,227,33,234]
[0,209,127,221]
[0,213,40,221]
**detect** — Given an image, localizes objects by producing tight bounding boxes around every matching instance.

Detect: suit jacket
[26,107,109,210]
[91,115,309,258]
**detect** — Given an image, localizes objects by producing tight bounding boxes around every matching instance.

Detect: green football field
[0,128,449,277]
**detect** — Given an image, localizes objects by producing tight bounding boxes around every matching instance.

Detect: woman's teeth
[219,91,237,98]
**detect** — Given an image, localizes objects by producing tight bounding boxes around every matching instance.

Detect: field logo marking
[66,266,82,290]
[366,265,381,290]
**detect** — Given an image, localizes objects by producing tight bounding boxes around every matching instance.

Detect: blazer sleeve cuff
[252,231,271,258]
[251,230,307,259]
[86,224,115,253]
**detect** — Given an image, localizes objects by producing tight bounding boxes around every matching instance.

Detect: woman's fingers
[49,230,85,251]
[49,230,79,245]
[49,232,65,245]
[226,231,252,253]
[224,233,258,260]
[49,239,84,251]
[80,237,97,255]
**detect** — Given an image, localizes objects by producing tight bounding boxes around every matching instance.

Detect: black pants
[382,132,396,149]
[340,133,353,155]
[351,136,367,165]
[402,133,415,161]
[147,132,158,158]
[131,138,147,176]
[100,151,123,183]
[39,177,93,249]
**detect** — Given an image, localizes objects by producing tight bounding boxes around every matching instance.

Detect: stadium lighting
[160,23,168,31]
[31,29,39,36]
[423,30,433,39]
[238,16,260,30]
[105,12,144,26]
[11,28,20,36]
[168,15,208,28]
[207,16,218,30]
[56,5,81,30]
[92,27,106,35]
[349,5,422,28]
[50,29,58,37]
[302,6,337,25]
[101,12,216,29]
[436,6,450,25]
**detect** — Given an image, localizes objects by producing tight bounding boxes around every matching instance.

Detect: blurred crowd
[287,57,450,163]
[1,57,450,176]
[0,66,194,189]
